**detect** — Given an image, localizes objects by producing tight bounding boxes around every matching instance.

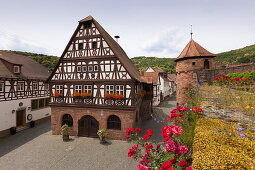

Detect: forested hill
[217,44,255,64]
[3,43,255,73]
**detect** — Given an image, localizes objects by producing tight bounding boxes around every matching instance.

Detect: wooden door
[16,110,25,127]
[79,115,99,137]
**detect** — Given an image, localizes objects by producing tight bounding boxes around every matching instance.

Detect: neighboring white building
[0,51,51,138]
[167,74,176,95]
[142,67,171,106]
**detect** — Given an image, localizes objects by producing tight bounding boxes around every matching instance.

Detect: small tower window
[14,65,20,74]
[192,62,196,66]
[92,41,97,49]
[78,43,83,50]
[204,59,210,69]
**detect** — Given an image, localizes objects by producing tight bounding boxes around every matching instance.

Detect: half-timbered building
[0,51,50,137]
[47,16,152,140]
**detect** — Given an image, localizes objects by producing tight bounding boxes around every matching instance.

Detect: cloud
[0,30,49,54]
[142,27,186,58]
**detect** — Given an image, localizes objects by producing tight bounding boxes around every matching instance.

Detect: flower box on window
[53,91,63,98]
[72,92,82,103]
[81,92,92,99]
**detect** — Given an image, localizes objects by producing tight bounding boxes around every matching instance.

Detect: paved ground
[0,95,176,170]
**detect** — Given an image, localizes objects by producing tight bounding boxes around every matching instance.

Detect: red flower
[143,134,149,141]
[186,166,192,170]
[161,162,173,170]
[179,160,188,167]
[126,127,133,134]
[169,158,177,165]
[170,125,183,136]
[126,134,130,139]
[145,144,153,150]
[179,145,188,155]
[156,144,160,150]
[161,126,173,142]
[134,128,142,133]
[192,107,203,113]
[146,129,153,136]
[128,149,136,157]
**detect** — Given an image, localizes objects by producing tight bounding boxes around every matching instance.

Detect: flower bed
[192,116,255,169]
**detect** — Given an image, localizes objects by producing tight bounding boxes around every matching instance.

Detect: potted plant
[104,93,115,105]
[10,127,16,135]
[97,129,108,144]
[81,92,92,99]
[53,91,63,102]
[62,124,69,141]
[29,120,35,128]
[72,91,81,103]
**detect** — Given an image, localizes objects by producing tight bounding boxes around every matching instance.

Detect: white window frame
[82,66,87,72]
[14,66,20,73]
[74,85,82,93]
[0,83,3,92]
[94,65,98,71]
[56,85,63,94]
[77,66,81,72]
[116,85,124,95]
[84,85,92,93]
[17,82,24,91]
[106,85,114,94]
[88,66,93,72]
[32,83,38,91]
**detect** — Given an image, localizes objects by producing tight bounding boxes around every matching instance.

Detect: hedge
[228,71,255,81]
[192,116,255,169]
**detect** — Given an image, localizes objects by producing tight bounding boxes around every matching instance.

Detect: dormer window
[14,65,20,74]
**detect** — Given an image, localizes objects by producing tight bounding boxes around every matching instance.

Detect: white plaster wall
[0,97,51,131]
[145,67,155,72]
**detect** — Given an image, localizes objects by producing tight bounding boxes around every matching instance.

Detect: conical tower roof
[175,40,216,62]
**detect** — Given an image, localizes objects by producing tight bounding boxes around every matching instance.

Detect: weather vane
[190,25,193,40]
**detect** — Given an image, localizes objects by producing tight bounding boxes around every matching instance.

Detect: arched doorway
[204,59,210,69]
[78,115,99,137]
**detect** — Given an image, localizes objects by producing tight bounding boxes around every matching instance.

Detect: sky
[0,0,254,58]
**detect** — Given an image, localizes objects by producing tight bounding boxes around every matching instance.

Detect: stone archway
[78,115,99,138]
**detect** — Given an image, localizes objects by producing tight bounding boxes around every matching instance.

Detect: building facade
[0,51,50,138]
[47,16,152,140]
[175,40,216,104]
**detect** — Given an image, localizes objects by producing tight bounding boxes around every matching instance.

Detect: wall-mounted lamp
[28,107,31,111]
[100,110,104,117]
[12,110,15,114]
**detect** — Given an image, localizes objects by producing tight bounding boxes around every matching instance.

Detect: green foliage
[97,129,108,141]
[217,44,255,64]
[228,71,255,81]
[61,124,69,137]
[3,50,59,69]
[131,56,176,73]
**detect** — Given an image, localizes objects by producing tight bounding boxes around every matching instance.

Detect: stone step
[16,126,29,132]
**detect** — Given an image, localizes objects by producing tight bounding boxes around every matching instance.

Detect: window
[75,85,82,93]
[116,85,124,95]
[106,85,114,94]
[84,21,92,28]
[14,66,20,73]
[32,83,38,91]
[92,41,97,49]
[94,65,98,71]
[62,114,73,127]
[39,99,45,108]
[17,83,24,91]
[45,84,49,90]
[0,83,3,92]
[192,62,196,66]
[88,66,93,72]
[107,115,121,130]
[204,59,210,69]
[82,66,87,72]
[84,85,92,93]
[77,66,81,72]
[78,43,83,50]
[45,98,50,106]
[56,85,63,94]
[31,99,38,110]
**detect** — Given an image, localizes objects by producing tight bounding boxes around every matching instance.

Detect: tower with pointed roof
[47,16,152,140]
[175,40,216,104]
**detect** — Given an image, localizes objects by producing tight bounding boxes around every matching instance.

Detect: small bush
[192,116,255,169]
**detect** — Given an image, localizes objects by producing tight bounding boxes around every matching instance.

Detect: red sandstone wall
[51,106,136,140]
[176,58,215,104]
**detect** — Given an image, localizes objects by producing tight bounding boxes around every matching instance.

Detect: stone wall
[195,63,255,84]
[51,106,139,140]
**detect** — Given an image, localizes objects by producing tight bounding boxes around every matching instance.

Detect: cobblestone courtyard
[0,95,176,170]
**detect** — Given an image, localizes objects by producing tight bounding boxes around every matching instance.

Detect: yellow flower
[245,105,250,109]
[216,92,221,94]
[251,107,254,109]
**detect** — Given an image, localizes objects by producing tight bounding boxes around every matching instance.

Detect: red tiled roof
[175,40,215,61]
[142,72,159,85]
[167,74,176,82]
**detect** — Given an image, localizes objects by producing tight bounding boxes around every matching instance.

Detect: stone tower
[175,40,216,104]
